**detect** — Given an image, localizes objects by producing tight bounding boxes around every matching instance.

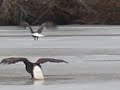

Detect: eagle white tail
[33,66,44,80]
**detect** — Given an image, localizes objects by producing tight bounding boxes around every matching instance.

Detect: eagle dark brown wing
[0,57,29,65]
[37,22,57,33]
[36,58,68,64]
[37,23,45,34]
[21,22,34,33]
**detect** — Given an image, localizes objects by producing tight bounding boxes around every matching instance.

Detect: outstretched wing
[22,22,34,33]
[37,24,45,34]
[37,22,57,34]
[36,58,68,64]
[0,57,29,65]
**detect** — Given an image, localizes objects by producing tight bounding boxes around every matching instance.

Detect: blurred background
[0,0,120,25]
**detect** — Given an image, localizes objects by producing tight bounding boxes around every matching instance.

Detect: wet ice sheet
[0,26,120,90]
[1,57,120,85]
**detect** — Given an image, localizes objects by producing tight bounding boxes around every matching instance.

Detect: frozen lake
[0,25,120,90]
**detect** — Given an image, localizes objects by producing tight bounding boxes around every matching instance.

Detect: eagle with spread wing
[0,57,68,80]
